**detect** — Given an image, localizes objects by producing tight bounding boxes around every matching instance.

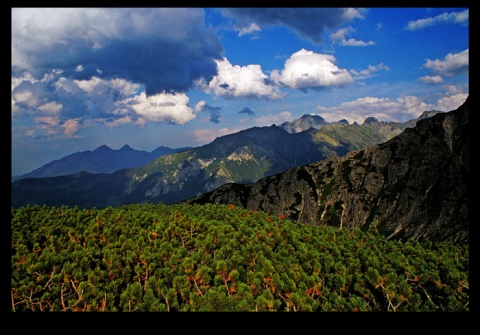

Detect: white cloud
[315,93,469,124]
[434,93,468,112]
[342,8,366,20]
[11,71,37,91]
[442,85,464,95]
[350,63,390,79]
[35,115,60,128]
[406,9,468,31]
[418,75,444,85]
[270,49,354,90]
[104,116,135,128]
[330,27,350,41]
[424,49,469,78]
[61,118,82,137]
[31,115,64,138]
[238,23,261,36]
[341,39,375,47]
[198,57,284,100]
[12,90,37,108]
[252,111,293,126]
[330,26,375,47]
[124,91,196,125]
[315,96,435,124]
[38,101,63,115]
[193,127,242,143]
[11,69,198,140]
[74,76,140,97]
[194,100,207,113]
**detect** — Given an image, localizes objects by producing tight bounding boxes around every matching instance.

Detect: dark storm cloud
[220,8,364,43]
[238,107,255,116]
[12,8,224,95]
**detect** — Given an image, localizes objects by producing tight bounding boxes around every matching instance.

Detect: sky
[11,7,469,177]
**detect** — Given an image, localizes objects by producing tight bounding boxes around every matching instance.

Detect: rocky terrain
[184,97,469,244]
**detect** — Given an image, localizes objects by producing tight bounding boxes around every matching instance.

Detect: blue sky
[11,7,469,177]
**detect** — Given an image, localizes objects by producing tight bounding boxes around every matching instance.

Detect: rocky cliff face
[184,97,469,244]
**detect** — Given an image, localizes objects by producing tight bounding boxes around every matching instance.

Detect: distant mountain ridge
[183,98,469,244]
[12,144,191,182]
[12,109,442,209]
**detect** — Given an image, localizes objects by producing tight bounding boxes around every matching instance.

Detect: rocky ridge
[184,97,469,244]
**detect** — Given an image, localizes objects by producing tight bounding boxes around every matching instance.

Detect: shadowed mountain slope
[183,97,469,244]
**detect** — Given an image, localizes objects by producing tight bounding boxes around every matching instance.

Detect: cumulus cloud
[406,9,468,31]
[330,26,375,46]
[11,71,198,139]
[424,49,469,78]
[12,8,223,95]
[124,91,196,125]
[270,49,354,91]
[197,57,284,99]
[221,8,365,43]
[315,93,468,124]
[194,100,222,123]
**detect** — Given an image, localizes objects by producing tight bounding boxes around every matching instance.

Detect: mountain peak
[120,144,133,151]
[417,110,439,120]
[299,114,326,121]
[280,114,328,134]
[363,117,379,125]
[94,145,112,152]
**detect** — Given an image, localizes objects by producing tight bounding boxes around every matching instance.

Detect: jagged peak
[417,110,440,120]
[363,117,379,125]
[299,114,326,121]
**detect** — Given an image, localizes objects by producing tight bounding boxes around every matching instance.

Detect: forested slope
[11,203,469,312]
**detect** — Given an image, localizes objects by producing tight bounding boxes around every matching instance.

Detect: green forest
[11,203,469,312]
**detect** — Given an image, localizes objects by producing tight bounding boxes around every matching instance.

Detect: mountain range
[11,110,437,209]
[184,97,469,244]
[12,145,191,182]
